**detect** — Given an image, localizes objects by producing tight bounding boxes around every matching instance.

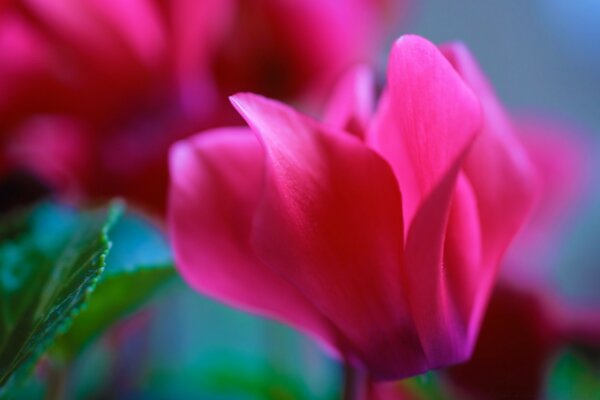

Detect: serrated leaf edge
[0,201,124,393]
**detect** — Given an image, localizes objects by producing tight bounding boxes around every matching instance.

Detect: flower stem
[342,361,366,400]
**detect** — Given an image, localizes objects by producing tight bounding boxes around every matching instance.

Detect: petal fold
[231,92,426,379]
[368,35,482,226]
[368,35,483,367]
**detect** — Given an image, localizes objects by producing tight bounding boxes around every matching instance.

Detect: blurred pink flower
[168,35,537,380]
[444,118,599,400]
[0,0,405,212]
[445,284,561,400]
[502,118,590,290]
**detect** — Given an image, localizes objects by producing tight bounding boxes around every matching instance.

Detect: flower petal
[439,43,538,357]
[231,92,426,379]
[368,35,483,367]
[168,128,338,348]
[441,42,538,270]
[368,35,482,227]
[323,65,375,139]
[442,172,483,338]
[84,0,165,67]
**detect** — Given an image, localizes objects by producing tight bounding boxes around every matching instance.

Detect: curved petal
[168,128,338,349]
[0,12,53,128]
[368,35,482,227]
[442,173,483,339]
[231,93,426,380]
[168,0,234,114]
[84,0,165,67]
[439,43,538,360]
[323,65,375,139]
[21,0,139,71]
[368,35,483,367]
[441,42,538,269]
[403,163,481,367]
[16,0,163,119]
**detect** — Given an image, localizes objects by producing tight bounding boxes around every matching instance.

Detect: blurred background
[411,0,600,131]
[2,0,600,399]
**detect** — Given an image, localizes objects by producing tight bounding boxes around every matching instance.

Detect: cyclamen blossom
[168,35,537,379]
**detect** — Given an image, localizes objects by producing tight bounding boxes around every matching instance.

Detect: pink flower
[168,35,537,379]
[0,0,403,212]
[444,119,598,400]
[502,118,591,290]
[445,282,600,400]
[0,0,233,210]
[445,284,561,400]
[208,0,407,103]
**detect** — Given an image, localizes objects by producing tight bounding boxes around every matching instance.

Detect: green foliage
[53,211,176,360]
[545,348,600,400]
[0,202,122,392]
[0,201,176,397]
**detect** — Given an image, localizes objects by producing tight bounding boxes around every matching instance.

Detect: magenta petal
[368,35,483,367]
[368,35,482,227]
[168,128,337,347]
[84,0,165,66]
[444,174,483,320]
[231,93,426,379]
[403,166,483,367]
[323,65,375,138]
[21,0,132,67]
[439,43,538,350]
[441,42,538,269]
[169,0,233,79]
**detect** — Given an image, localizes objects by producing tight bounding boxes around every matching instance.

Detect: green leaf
[0,201,122,392]
[545,348,600,400]
[52,211,176,360]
